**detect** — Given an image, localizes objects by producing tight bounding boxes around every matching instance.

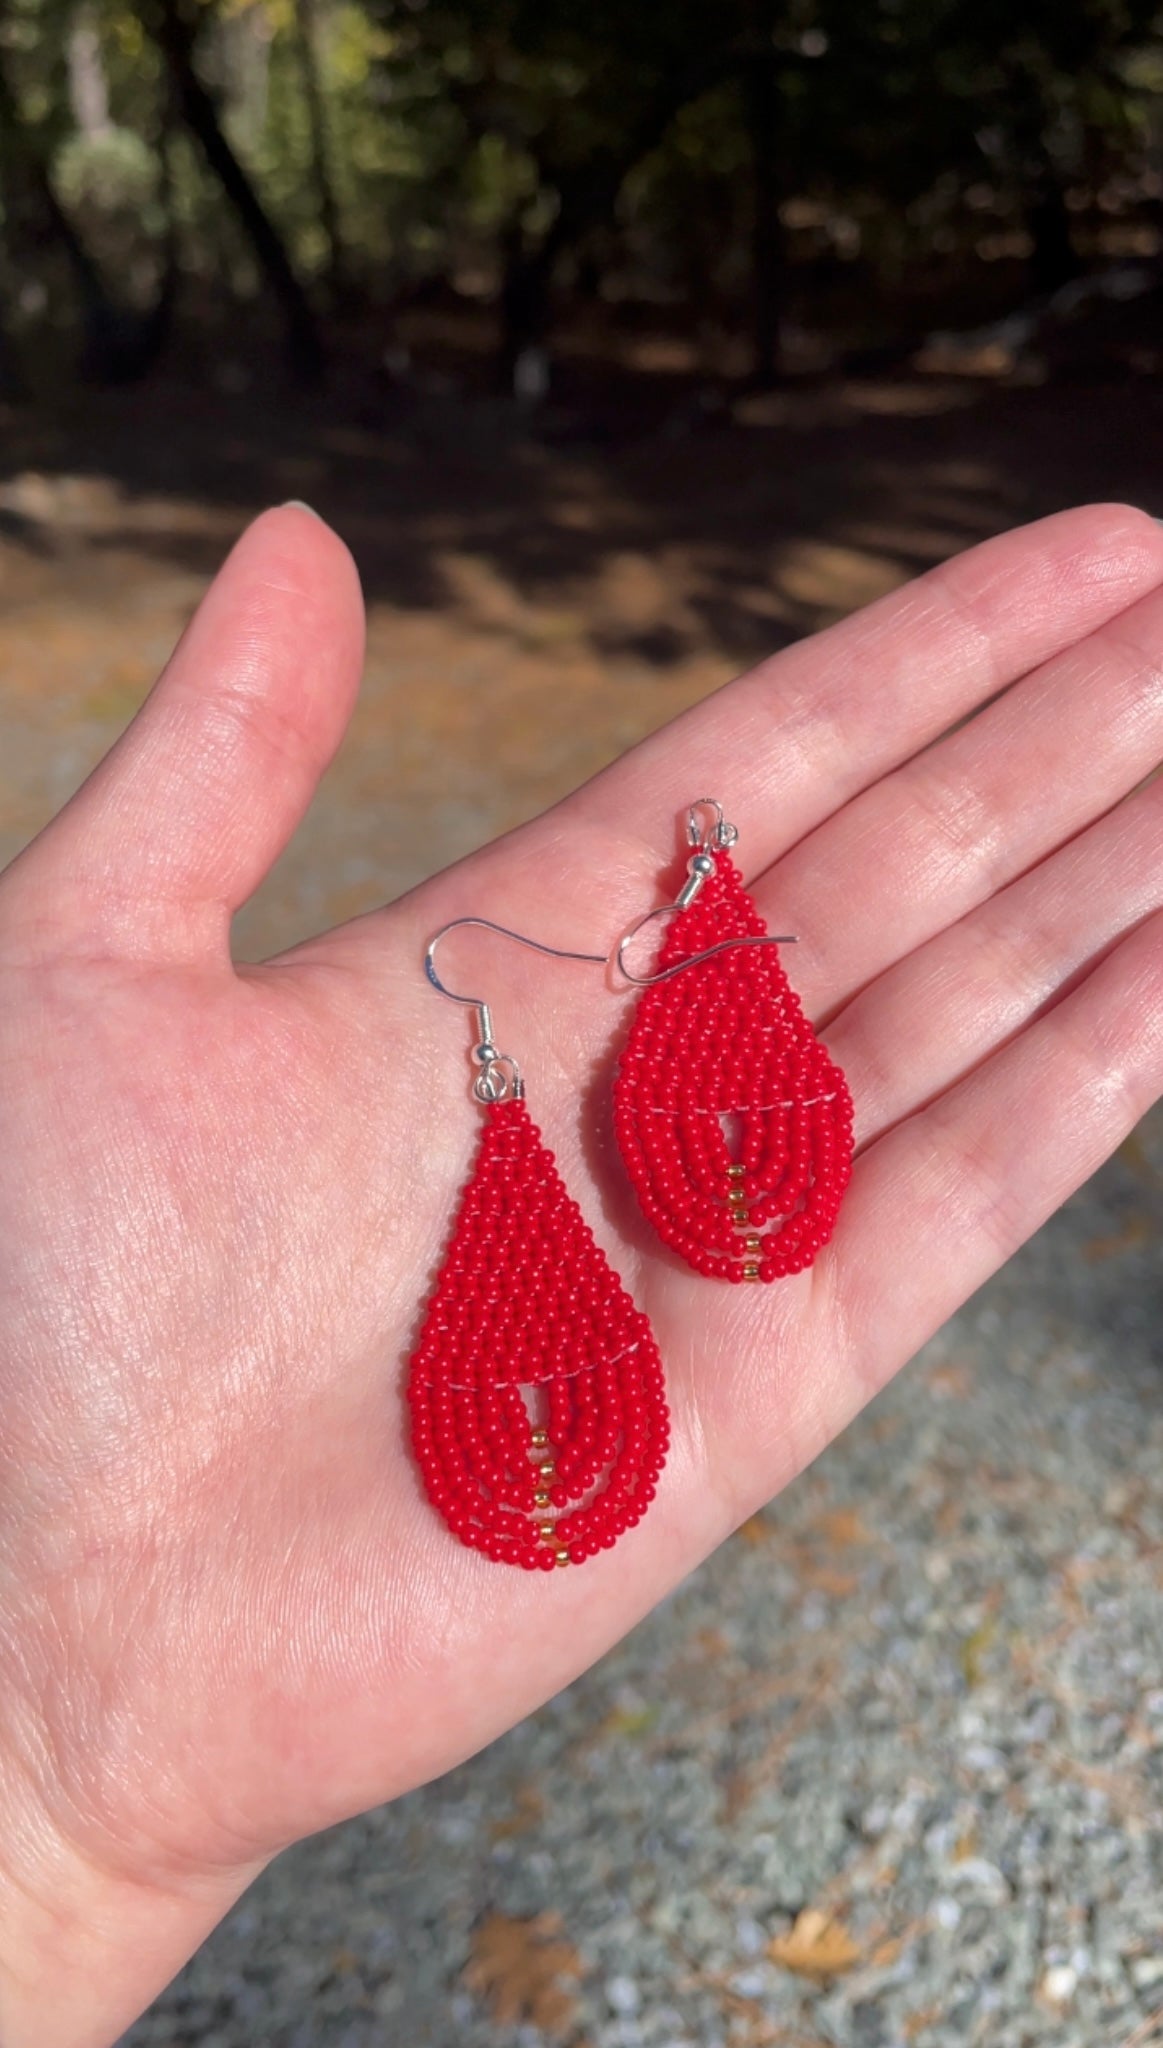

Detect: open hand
[3,503,1162,2046]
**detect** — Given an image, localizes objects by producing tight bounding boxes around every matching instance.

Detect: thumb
[9,505,364,962]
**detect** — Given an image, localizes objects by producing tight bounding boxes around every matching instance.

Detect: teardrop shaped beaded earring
[613,800,854,1282]
[407,917,670,1569]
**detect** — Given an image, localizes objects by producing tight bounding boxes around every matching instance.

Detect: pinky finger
[824,905,1163,1403]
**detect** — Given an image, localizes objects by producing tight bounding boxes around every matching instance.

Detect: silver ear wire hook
[614,798,796,989]
[615,919,797,988]
[427,801,795,1061]
[686,797,738,853]
[425,917,607,1104]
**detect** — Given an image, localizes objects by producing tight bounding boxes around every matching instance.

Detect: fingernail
[281,499,325,520]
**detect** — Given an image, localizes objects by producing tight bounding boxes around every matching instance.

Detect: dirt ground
[4,346,1163,955]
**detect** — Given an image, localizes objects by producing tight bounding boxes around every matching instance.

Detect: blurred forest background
[5,0,1163,391]
[6,0,1163,943]
[5,0,1163,390]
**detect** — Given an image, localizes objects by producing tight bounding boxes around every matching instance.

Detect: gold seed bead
[554,1550,570,1568]
[538,1460,556,1480]
[728,1185,747,1204]
[538,1522,557,1540]
[734,1211,751,1229]
[531,1429,549,1449]
[745,1237,762,1256]
[743,1263,761,1281]
[534,1491,552,1509]
[728,1164,746,1179]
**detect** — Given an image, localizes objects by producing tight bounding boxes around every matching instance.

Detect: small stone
[1042,1964,1078,2004]
[962,1742,1006,1772]
[607,1974,640,2015]
[604,2024,644,2048]
[861,1801,892,1839]
[952,1857,1010,1903]
[735,1917,765,1957]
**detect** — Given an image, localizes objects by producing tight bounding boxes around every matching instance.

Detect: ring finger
[825,769,1163,1150]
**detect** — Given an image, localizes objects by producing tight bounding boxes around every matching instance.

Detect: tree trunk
[1027,172,1079,298]
[67,10,111,139]
[498,213,561,394]
[0,41,111,318]
[0,19,176,383]
[0,252,23,399]
[484,46,722,391]
[292,0,345,298]
[149,0,324,381]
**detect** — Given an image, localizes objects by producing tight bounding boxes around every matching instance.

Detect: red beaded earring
[613,800,854,1283]
[407,918,670,1569]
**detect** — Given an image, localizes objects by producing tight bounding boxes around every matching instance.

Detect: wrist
[0,1773,257,2048]
[0,1542,264,2046]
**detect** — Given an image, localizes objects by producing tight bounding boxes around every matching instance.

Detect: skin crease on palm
[2,504,1163,2047]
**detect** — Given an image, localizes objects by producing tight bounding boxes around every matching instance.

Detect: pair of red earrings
[406,800,853,1571]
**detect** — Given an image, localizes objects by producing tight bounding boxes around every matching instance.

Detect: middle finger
[829,767,1163,1151]
[751,580,1163,1021]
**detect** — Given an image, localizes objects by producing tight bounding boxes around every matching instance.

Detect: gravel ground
[121,1104,1163,2048]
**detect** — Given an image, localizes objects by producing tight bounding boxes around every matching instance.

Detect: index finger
[546,503,1163,900]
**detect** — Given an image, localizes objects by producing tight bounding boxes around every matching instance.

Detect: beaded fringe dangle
[614,801,853,1282]
[408,924,670,1569]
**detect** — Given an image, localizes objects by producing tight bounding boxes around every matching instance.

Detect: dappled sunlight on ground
[2,361,1162,962]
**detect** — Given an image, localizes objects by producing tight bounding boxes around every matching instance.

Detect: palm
[4,504,1163,2037]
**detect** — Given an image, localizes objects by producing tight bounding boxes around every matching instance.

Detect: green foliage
[2,0,1163,374]
[54,124,167,303]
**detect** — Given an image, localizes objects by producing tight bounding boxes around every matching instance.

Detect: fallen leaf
[804,1567,860,1598]
[694,1627,731,1658]
[960,1618,996,1689]
[463,1912,582,2034]
[1083,1213,1152,1262]
[598,1703,659,1739]
[867,1414,902,1444]
[489,1783,545,1840]
[935,1496,963,1538]
[870,1937,902,1968]
[816,1507,870,1547]
[769,1908,862,1979]
[904,2005,943,2040]
[1117,1130,1158,1183]
[928,1363,972,1400]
